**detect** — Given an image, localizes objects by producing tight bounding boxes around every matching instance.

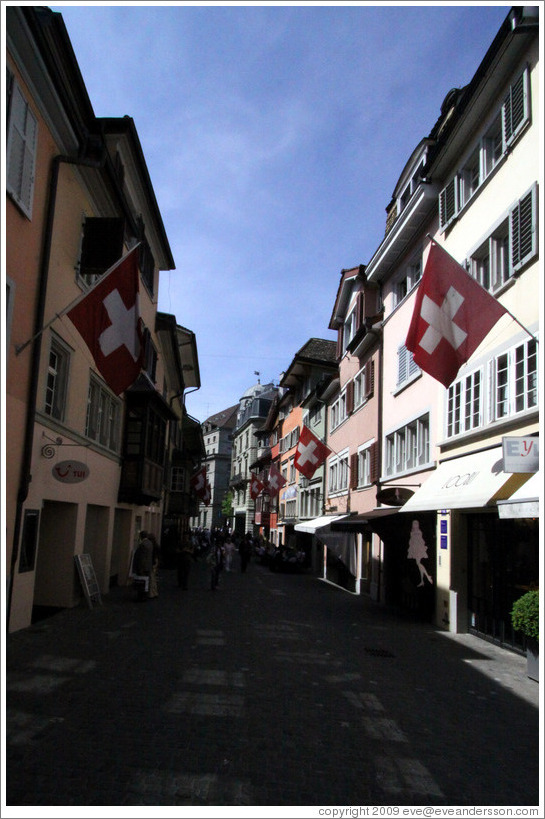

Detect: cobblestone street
[4,560,541,812]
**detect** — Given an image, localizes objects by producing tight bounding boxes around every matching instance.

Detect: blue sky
[51,1,511,423]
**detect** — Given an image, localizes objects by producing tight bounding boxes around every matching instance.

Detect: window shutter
[336,329,343,359]
[79,217,125,282]
[346,380,354,415]
[439,177,458,230]
[355,292,364,332]
[397,345,408,385]
[6,81,38,219]
[503,69,529,147]
[511,187,535,273]
[369,442,380,484]
[350,452,358,490]
[365,360,375,398]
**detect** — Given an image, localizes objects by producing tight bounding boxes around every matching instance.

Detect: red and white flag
[294,425,331,479]
[265,462,286,497]
[67,246,144,395]
[406,241,508,388]
[191,467,211,506]
[250,472,264,500]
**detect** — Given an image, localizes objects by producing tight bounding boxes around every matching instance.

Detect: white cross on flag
[406,241,508,388]
[294,425,332,479]
[265,462,286,497]
[250,472,264,500]
[191,467,211,506]
[67,246,144,395]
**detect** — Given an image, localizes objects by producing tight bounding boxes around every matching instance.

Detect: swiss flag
[250,472,264,500]
[406,241,508,388]
[294,425,331,479]
[265,462,286,497]
[67,246,144,395]
[191,467,211,506]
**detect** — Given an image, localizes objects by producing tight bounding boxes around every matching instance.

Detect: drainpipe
[7,150,105,632]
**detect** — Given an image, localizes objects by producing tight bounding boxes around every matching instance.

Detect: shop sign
[502,437,539,473]
[52,460,90,483]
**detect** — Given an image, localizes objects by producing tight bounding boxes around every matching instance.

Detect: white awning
[497,471,540,519]
[400,447,531,513]
[294,514,349,534]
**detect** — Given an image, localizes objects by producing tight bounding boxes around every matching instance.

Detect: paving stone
[4,559,541,810]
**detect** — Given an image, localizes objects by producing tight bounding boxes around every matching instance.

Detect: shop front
[400,445,538,646]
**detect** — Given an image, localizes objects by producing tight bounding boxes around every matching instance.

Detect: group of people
[130,526,304,598]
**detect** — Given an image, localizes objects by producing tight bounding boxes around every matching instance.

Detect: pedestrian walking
[223,536,236,571]
[239,534,253,573]
[177,535,195,589]
[207,541,224,590]
[148,532,161,598]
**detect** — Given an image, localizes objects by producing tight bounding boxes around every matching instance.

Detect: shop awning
[330,507,401,530]
[400,447,531,513]
[294,514,350,534]
[497,471,540,519]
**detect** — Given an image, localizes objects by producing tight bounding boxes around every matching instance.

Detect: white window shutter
[439,177,458,231]
[511,185,536,273]
[6,82,38,219]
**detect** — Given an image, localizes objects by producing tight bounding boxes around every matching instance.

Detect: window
[459,148,480,207]
[397,344,420,388]
[328,451,349,494]
[394,256,422,306]
[483,115,503,178]
[385,415,429,477]
[468,185,537,291]
[343,308,358,349]
[171,466,185,492]
[490,338,538,421]
[330,390,347,430]
[86,377,121,452]
[18,509,40,573]
[6,72,38,219]
[354,362,375,408]
[289,457,296,482]
[357,444,373,487]
[77,217,125,286]
[447,370,482,437]
[439,67,531,232]
[45,336,70,421]
[143,328,158,383]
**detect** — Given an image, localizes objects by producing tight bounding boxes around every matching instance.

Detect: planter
[526,637,539,682]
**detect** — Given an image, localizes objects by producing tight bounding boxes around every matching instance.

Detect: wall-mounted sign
[52,461,90,483]
[376,486,414,506]
[502,436,539,473]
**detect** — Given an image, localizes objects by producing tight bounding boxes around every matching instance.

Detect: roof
[293,338,338,364]
[204,404,239,429]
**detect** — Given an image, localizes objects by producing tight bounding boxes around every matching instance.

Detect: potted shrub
[511,590,539,682]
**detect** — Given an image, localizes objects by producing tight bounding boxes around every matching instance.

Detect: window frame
[385,415,430,477]
[44,334,71,421]
[85,375,122,452]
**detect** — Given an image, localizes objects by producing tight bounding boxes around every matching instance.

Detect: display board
[74,553,102,608]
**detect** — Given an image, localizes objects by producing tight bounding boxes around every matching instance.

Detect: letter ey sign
[502,436,539,473]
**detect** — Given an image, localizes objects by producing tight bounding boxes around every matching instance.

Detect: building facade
[5,7,196,631]
[230,382,278,536]
[363,5,540,643]
[191,404,238,532]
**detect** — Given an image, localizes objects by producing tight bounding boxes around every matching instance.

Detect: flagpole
[15,243,142,356]
[426,235,538,344]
